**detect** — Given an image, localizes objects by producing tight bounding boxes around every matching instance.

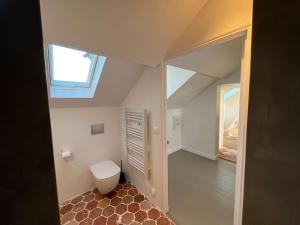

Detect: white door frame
[160,26,252,225]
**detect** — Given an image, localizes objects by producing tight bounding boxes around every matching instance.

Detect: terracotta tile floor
[59,183,175,225]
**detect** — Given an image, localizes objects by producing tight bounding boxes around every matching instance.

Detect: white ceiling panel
[40,0,208,67]
[167,37,243,78]
[167,73,216,109]
[48,57,145,108]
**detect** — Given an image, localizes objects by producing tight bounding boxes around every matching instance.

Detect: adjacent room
[166,37,243,225]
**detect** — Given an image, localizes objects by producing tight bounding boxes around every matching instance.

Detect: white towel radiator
[125,108,149,178]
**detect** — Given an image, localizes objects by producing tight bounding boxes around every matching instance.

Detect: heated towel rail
[125,108,149,177]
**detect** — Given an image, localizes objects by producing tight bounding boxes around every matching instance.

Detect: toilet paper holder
[61,148,73,161]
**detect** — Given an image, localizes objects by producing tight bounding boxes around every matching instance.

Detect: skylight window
[48,44,106,98]
[224,87,240,101]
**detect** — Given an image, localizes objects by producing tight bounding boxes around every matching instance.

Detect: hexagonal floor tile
[59,183,175,225]
[73,202,86,213]
[89,208,102,219]
[111,197,122,206]
[79,218,93,225]
[121,212,134,224]
[128,203,139,213]
[75,210,89,222]
[83,194,95,202]
[135,210,147,223]
[102,206,115,217]
[116,204,127,215]
[134,194,144,203]
[93,216,107,225]
[107,214,119,225]
[123,195,134,205]
[98,199,110,209]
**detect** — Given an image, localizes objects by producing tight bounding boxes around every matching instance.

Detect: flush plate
[91,123,104,135]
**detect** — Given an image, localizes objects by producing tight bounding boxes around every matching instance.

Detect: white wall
[167,109,182,154]
[181,70,240,159]
[120,67,164,209]
[49,107,121,203]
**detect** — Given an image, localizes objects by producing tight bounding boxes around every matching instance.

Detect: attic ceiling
[167,37,243,109]
[167,37,243,78]
[49,57,145,108]
[40,0,208,67]
[168,73,215,108]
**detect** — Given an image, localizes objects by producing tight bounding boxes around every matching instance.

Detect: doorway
[162,29,252,225]
[218,84,240,163]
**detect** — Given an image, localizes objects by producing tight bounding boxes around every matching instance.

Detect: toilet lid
[90,160,120,179]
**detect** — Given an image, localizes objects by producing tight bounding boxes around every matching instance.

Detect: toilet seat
[90,160,120,180]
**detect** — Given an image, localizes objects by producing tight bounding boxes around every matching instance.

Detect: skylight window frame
[46,44,107,99]
[48,44,98,88]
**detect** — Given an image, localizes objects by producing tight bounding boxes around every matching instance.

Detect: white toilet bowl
[90,160,120,194]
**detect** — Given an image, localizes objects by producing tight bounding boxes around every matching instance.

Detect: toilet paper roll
[62,150,71,159]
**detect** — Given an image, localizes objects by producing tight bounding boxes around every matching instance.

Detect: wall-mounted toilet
[90,160,120,194]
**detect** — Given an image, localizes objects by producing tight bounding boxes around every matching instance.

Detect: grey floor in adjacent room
[168,150,236,225]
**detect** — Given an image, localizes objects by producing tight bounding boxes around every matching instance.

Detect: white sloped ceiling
[167,37,243,109]
[40,0,208,67]
[167,73,215,109]
[48,57,145,108]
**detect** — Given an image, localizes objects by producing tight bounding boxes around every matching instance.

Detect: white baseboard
[167,145,182,155]
[182,146,217,160]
